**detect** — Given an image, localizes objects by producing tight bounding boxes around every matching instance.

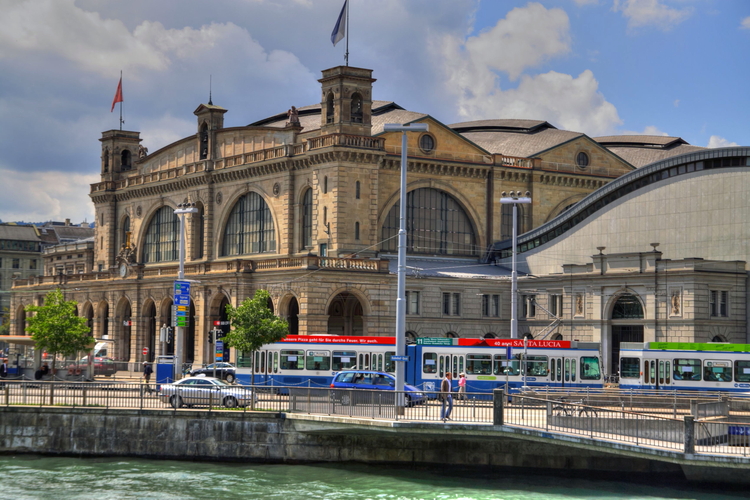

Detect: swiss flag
[110,76,123,112]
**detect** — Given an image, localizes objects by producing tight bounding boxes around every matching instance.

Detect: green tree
[0,307,9,336]
[25,289,93,374]
[224,289,288,385]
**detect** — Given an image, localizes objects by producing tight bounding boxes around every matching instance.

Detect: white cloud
[621,125,669,136]
[573,0,599,5]
[439,3,621,136]
[742,17,750,30]
[613,0,692,31]
[707,136,739,148]
[0,167,97,223]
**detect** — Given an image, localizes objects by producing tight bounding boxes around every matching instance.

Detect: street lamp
[173,202,198,377]
[383,122,429,413]
[499,191,531,340]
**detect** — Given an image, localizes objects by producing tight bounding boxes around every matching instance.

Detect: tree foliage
[0,307,9,336]
[25,289,93,371]
[224,289,288,381]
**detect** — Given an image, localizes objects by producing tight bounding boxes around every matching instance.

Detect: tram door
[438,354,464,378]
[644,358,670,388]
[358,353,371,370]
[550,357,577,387]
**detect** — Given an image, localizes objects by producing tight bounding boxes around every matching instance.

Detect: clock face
[119,263,128,278]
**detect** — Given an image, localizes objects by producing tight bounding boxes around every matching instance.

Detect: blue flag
[331,0,347,46]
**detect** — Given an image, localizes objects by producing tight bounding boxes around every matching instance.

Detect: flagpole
[119,70,123,130]
[345,0,349,66]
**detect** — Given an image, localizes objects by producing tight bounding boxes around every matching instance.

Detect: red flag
[110,76,123,112]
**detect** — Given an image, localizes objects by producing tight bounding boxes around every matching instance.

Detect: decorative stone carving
[138,145,149,159]
[575,294,584,316]
[216,192,223,205]
[286,106,300,127]
[273,183,281,196]
[136,206,142,217]
[670,289,681,316]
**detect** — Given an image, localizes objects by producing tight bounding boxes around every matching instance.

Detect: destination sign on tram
[280,336,395,345]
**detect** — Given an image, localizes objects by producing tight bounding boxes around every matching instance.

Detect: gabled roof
[450,119,556,134]
[0,224,40,242]
[594,135,706,168]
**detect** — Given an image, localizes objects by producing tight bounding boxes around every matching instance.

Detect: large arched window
[326,93,334,124]
[121,150,132,171]
[381,188,476,256]
[302,188,312,249]
[222,192,276,256]
[121,215,130,249]
[612,294,644,319]
[350,93,363,123]
[192,202,204,260]
[143,207,179,263]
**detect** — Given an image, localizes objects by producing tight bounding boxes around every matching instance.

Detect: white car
[158,376,254,408]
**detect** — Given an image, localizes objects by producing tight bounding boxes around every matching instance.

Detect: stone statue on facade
[286,106,300,127]
[138,144,149,159]
[671,290,681,315]
[575,294,584,316]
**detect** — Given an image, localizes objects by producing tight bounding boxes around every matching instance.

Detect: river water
[0,455,745,500]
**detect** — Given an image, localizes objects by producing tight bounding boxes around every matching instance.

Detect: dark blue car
[330,370,427,406]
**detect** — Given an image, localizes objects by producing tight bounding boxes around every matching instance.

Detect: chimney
[65,219,70,226]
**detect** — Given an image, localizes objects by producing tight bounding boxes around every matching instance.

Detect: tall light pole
[499,191,531,340]
[174,202,198,377]
[383,122,429,413]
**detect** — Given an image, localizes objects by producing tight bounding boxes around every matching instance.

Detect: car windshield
[210,379,230,386]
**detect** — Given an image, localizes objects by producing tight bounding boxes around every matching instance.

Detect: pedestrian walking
[142,361,153,384]
[457,372,466,400]
[440,371,453,422]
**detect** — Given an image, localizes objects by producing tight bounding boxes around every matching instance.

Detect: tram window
[665,361,670,384]
[385,351,395,373]
[280,349,304,370]
[704,360,732,382]
[273,352,278,373]
[439,356,445,377]
[571,359,576,382]
[459,356,464,375]
[564,358,570,382]
[735,360,750,382]
[493,355,519,376]
[254,351,261,373]
[267,351,273,373]
[422,352,437,373]
[358,354,364,370]
[620,358,640,379]
[467,354,492,375]
[261,352,266,373]
[306,350,331,371]
[237,351,252,368]
[580,357,601,380]
[452,356,459,376]
[332,351,357,371]
[374,353,382,371]
[673,359,701,381]
[524,356,548,376]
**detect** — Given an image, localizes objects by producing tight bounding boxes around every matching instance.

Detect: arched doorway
[610,293,644,376]
[142,301,157,362]
[81,302,94,333]
[115,298,132,362]
[98,301,110,345]
[327,292,364,336]
[185,301,196,364]
[15,305,26,336]
[287,297,299,335]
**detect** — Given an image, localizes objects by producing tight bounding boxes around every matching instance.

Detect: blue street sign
[173,281,191,327]
[392,355,409,362]
[506,346,512,359]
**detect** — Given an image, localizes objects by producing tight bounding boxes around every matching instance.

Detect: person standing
[142,361,153,384]
[440,371,453,422]
[0,359,7,386]
[457,372,466,400]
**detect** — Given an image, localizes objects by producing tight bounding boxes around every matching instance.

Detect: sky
[0,0,748,224]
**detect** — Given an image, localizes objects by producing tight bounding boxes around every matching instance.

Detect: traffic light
[208,330,213,344]
[166,327,173,344]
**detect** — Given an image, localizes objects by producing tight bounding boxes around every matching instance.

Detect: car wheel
[223,396,238,408]
[170,396,183,409]
[225,373,235,384]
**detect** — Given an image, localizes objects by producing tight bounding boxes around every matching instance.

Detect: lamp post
[383,122,429,413]
[174,203,198,377]
[499,192,531,340]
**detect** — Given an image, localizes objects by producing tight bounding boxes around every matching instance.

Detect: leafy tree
[0,307,9,336]
[25,289,93,375]
[224,289,288,385]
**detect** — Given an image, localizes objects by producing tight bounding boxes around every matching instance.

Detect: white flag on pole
[331,0,347,46]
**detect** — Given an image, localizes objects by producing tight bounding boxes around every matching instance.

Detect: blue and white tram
[235,336,604,394]
[619,342,750,392]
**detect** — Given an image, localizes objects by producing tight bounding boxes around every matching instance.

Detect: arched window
[576,151,589,168]
[121,216,130,249]
[326,93,334,124]
[121,150,131,171]
[143,207,179,263]
[612,294,644,319]
[501,203,525,240]
[354,222,360,240]
[200,124,209,160]
[355,181,361,199]
[323,176,328,194]
[483,332,497,339]
[711,335,727,343]
[381,188,477,256]
[350,93,363,123]
[103,148,109,172]
[302,188,312,249]
[446,331,458,338]
[222,192,276,256]
[193,202,204,259]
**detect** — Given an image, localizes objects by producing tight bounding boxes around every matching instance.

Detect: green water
[0,456,744,500]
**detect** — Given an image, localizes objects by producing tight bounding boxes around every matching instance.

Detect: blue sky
[0,0,747,223]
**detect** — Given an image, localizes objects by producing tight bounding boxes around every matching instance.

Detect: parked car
[158,376,254,408]
[189,362,236,383]
[330,370,427,407]
[66,357,117,377]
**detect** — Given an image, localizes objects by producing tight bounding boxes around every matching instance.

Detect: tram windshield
[580,357,601,380]
[620,357,640,378]
[735,360,750,382]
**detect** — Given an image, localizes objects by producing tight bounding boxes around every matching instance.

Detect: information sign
[416,338,454,346]
[215,340,224,361]
[173,280,191,327]
[392,355,409,362]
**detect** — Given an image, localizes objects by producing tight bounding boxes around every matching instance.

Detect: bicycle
[551,399,598,418]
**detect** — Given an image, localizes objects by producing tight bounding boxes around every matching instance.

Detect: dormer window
[326,93,334,124]
[350,93,363,123]
[121,150,131,171]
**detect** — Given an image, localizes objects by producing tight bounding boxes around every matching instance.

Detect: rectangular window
[12,259,19,269]
[406,291,420,315]
[384,351,395,373]
[305,350,331,371]
[280,349,304,370]
[332,351,356,371]
[466,353,492,375]
[522,295,536,318]
[422,352,437,373]
[493,354,520,376]
[620,357,640,379]
[319,243,327,257]
[482,294,500,317]
[549,294,562,317]
[442,293,461,316]
[710,290,729,317]
[523,356,548,376]
[703,360,732,382]
[734,360,750,383]
[673,358,701,381]
[29,259,37,270]
[580,357,601,380]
